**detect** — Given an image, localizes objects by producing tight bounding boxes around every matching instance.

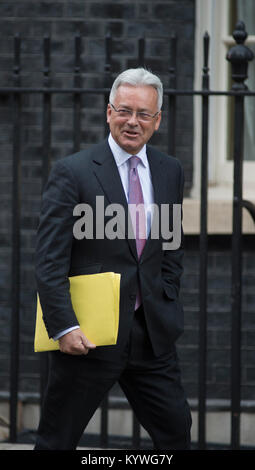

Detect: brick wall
[0,0,195,173]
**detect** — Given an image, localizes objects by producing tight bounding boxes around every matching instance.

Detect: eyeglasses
[110,103,160,122]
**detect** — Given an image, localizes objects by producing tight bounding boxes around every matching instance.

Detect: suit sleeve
[161,161,184,300]
[35,160,79,338]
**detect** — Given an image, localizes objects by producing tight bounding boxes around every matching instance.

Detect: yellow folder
[34,272,121,352]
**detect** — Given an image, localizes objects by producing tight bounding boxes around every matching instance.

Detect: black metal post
[100,395,109,448]
[226,21,254,450]
[40,35,52,410]
[198,31,210,450]
[230,94,244,449]
[10,34,21,443]
[132,413,141,449]
[73,32,82,153]
[42,35,51,188]
[104,32,112,138]
[168,33,177,156]
[98,33,113,449]
[138,36,145,67]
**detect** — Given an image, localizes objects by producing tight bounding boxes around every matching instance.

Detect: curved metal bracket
[242,199,255,224]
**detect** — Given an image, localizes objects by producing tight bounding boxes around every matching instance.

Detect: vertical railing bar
[134,32,145,450]
[226,21,254,450]
[132,412,141,449]
[198,31,210,450]
[104,31,112,138]
[42,34,51,188]
[100,395,109,448]
[73,32,81,153]
[39,35,52,410]
[230,93,244,449]
[138,35,145,67]
[168,32,177,156]
[10,33,21,443]
[99,32,112,449]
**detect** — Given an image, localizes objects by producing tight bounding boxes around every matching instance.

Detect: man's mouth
[122,130,139,138]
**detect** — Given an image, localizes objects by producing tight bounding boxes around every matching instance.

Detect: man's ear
[155,111,162,131]
[106,103,112,124]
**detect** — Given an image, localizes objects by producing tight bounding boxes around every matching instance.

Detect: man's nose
[127,112,139,125]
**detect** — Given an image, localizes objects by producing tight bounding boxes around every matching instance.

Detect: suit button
[129,294,136,300]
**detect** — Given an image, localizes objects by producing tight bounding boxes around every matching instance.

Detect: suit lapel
[146,145,165,208]
[92,140,127,208]
[91,141,167,262]
[140,146,166,261]
[92,140,137,259]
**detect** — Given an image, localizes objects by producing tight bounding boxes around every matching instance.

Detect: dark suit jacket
[35,139,185,359]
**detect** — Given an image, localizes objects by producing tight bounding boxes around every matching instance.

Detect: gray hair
[109,68,163,111]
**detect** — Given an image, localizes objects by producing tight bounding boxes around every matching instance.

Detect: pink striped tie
[128,156,146,309]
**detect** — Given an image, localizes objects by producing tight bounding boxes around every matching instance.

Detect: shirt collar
[108,133,148,168]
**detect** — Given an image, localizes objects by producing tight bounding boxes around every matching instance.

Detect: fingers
[80,336,96,355]
[58,328,96,355]
[82,336,97,350]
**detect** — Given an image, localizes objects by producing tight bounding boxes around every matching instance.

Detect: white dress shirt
[108,133,154,237]
[53,133,155,341]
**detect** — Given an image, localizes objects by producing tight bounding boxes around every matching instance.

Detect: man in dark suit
[34,68,192,450]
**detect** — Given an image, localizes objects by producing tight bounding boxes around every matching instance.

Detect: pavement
[0,443,34,450]
[0,442,96,450]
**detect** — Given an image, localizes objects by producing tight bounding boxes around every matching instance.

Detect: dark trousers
[34,307,192,450]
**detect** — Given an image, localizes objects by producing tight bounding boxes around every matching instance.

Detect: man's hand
[58,328,96,355]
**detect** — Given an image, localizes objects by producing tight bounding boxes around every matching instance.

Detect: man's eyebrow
[117,103,151,112]
[117,104,132,109]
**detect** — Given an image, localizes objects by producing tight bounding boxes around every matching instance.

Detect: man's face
[107,84,162,155]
